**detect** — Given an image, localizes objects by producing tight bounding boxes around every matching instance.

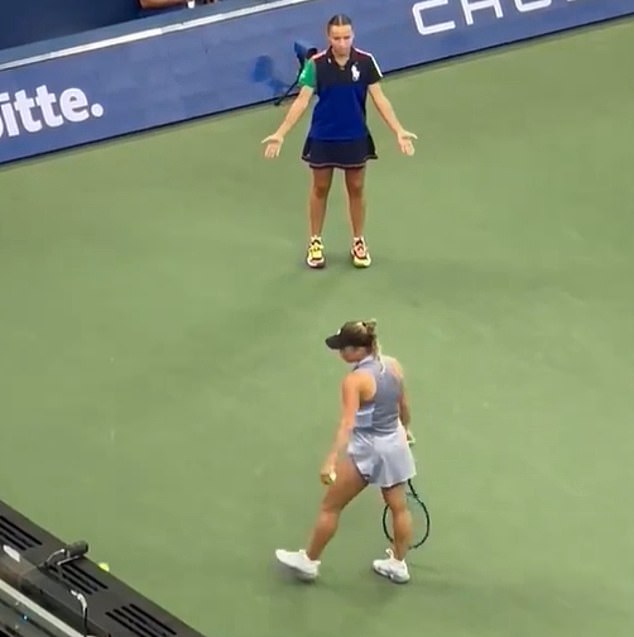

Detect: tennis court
[1,16,633,637]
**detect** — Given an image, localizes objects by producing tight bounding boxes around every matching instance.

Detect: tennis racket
[380,429,431,549]
[381,478,431,549]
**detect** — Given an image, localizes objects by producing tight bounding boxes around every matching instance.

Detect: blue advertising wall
[0,0,632,166]
[0,0,139,51]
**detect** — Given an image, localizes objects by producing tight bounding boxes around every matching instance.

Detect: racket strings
[381,481,431,549]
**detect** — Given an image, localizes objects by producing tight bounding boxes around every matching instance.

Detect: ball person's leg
[305,454,367,560]
[344,167,371,267]
[309,167,334,238]
[343,167,366,238]
[305,167,334,268]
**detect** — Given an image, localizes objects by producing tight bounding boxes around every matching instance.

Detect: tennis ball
[98,562,110,572]
[321,471,336,486]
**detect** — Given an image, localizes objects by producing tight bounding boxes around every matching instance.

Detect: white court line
[0,0,315,72]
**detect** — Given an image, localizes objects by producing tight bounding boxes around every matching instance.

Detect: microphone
[274,41,318,106]
[40,541,89,569]
[38,541,91,637]
[293,41,318,67]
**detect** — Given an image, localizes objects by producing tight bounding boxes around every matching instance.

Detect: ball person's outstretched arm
[262,59,317,158]
[368,83,417,156]
[261,86,313,158]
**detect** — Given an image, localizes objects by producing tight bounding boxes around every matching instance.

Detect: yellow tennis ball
[98,562,110,572]
[321,471,336,486]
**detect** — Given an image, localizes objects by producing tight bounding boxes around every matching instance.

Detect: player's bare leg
[274,456,367,580]
[373,483,412,583]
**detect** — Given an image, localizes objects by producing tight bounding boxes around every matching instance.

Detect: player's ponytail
[362,319,381,360]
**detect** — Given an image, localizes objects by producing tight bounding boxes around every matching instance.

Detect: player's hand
[396,129,417,156]
[261,133,284,158]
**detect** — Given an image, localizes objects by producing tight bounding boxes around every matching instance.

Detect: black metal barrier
[0,500,206,637]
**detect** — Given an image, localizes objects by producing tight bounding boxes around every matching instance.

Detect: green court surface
[1,16,633,637]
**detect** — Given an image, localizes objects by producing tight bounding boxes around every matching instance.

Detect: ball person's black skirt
[301,134,378,169]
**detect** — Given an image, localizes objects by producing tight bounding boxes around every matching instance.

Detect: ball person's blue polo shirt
[298,47,383,142]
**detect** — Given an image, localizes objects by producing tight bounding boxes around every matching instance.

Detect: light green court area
[1,17,633,637]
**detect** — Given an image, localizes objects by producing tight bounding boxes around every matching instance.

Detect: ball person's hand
[397,129,417,156]
[261,133,284,159]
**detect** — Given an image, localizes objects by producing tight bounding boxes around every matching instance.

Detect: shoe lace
[309,240,323,258]
[353,239,367,258]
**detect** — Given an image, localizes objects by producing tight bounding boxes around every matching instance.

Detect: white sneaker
[372,549,410,583]
[275,549,320,581]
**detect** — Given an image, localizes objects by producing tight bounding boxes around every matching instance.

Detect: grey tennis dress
[347,355,416,488]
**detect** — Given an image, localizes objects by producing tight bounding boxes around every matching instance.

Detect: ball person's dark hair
[327,14,353,31]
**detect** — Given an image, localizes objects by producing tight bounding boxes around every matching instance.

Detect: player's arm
[273,60,316,138]
[399,387,412,430]
[390,358,411,428]
[324,373,361,465]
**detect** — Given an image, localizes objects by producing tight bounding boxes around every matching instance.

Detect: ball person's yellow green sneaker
[351,237,371,268]
[306,236,326,269]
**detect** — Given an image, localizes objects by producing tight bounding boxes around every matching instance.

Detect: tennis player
[275,320,417,583]
[262,14,417,269]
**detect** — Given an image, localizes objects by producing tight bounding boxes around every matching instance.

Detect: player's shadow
[251,55,293,100]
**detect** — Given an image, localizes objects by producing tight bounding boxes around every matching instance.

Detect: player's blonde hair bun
[361,319,380,358]
[363,318,378,336]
